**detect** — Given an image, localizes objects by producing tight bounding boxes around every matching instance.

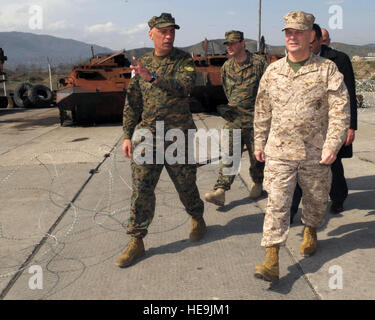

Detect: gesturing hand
[130,56,152,81]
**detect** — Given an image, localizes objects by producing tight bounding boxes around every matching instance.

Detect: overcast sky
[0,0,374,50]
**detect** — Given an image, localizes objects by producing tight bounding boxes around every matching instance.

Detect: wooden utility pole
[47,57,53,91]
[2,74,6,96]
[258,0,262,51]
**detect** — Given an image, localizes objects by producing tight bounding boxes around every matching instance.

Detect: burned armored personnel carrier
[56,49,132,125]
[190,39,228,113]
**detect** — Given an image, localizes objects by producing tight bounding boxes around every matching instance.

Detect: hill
[352,60,375,80]
[2,32,375,71]
[330,42,375,58]
[124,39,283,61]
[179,39,375,59]
[182,38,258,55]
[0,31,114,70]
[124,39,375,61]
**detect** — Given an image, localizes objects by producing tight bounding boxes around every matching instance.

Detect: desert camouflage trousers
[126,146,204,239]
[214,124,264,191]
[261,157,332,247]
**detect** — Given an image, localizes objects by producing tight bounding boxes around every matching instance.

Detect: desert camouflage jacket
[123,48,196,139]
[254,53,350,160]
[220,51,268,128]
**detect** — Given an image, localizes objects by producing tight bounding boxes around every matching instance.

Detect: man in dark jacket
[321,28,331,46]
[290,23,357,221]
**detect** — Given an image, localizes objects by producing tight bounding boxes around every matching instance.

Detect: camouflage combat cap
[148,13,180,30]
[223,30,244,44]
[282,11,315,31]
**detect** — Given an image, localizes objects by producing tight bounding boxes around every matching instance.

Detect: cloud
[0,1,74,32]
[84,21,147,36]
[227,10,236,16]
[85,22,116,33]
[0,3,30,31]
[120,23,148,35]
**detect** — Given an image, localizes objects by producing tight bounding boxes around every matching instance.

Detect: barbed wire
[356,79,375,93]
[0,145,132,279]
[0,140,202,279]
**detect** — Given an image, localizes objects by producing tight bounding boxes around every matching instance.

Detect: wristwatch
[149,72,158,83]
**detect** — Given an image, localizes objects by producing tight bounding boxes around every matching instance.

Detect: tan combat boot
[254,245,279,282]
[115,237,145,268]
[204,188,225,206]
[189,216,206,242]
[249,182,263,199]
[300,226,317,257]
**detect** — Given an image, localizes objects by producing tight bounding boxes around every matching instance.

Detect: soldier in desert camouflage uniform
[115,13,205,268]
[204,30,268,207]
[253,11,350,282]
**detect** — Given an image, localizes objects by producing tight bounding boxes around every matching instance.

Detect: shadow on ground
[146,211,264,257]
[270,220,375,295]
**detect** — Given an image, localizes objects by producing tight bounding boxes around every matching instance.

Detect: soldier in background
[290,23,358,222]
[321,28,331,46]
[204,30,268,206]
[253,11,349,282]
[116,13,205,268]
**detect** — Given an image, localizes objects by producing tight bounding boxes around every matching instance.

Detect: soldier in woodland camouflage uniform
[253,11,350,282]
[115,13,205,268]
[204,30,268,207]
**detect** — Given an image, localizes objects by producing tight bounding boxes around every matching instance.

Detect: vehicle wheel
[13,83,33,107]
[28,84,53,107]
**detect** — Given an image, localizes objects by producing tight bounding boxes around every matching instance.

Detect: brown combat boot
[300,226,317,257]
[204,188,225,206]
[189,216,206,242]
[115,237,145,268]
[254,245,279,282]
[249,182,263,199]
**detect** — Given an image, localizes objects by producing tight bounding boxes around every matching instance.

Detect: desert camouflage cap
[223,30,244,44]
[282,11,315,31]
[148,13,180,30]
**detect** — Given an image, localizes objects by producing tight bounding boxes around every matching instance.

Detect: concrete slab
[2,154,316,300]
[0,108,125,297]
[197,111,375,300]
[286,108,375,300]
[0,163,98,290]
[0,107,374,300]
[0,108,60,157]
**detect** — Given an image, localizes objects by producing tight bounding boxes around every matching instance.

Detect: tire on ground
[13,83,33,107]
[28,84,53,108]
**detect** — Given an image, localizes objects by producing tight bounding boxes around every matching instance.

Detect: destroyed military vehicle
[56,49,132,125]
